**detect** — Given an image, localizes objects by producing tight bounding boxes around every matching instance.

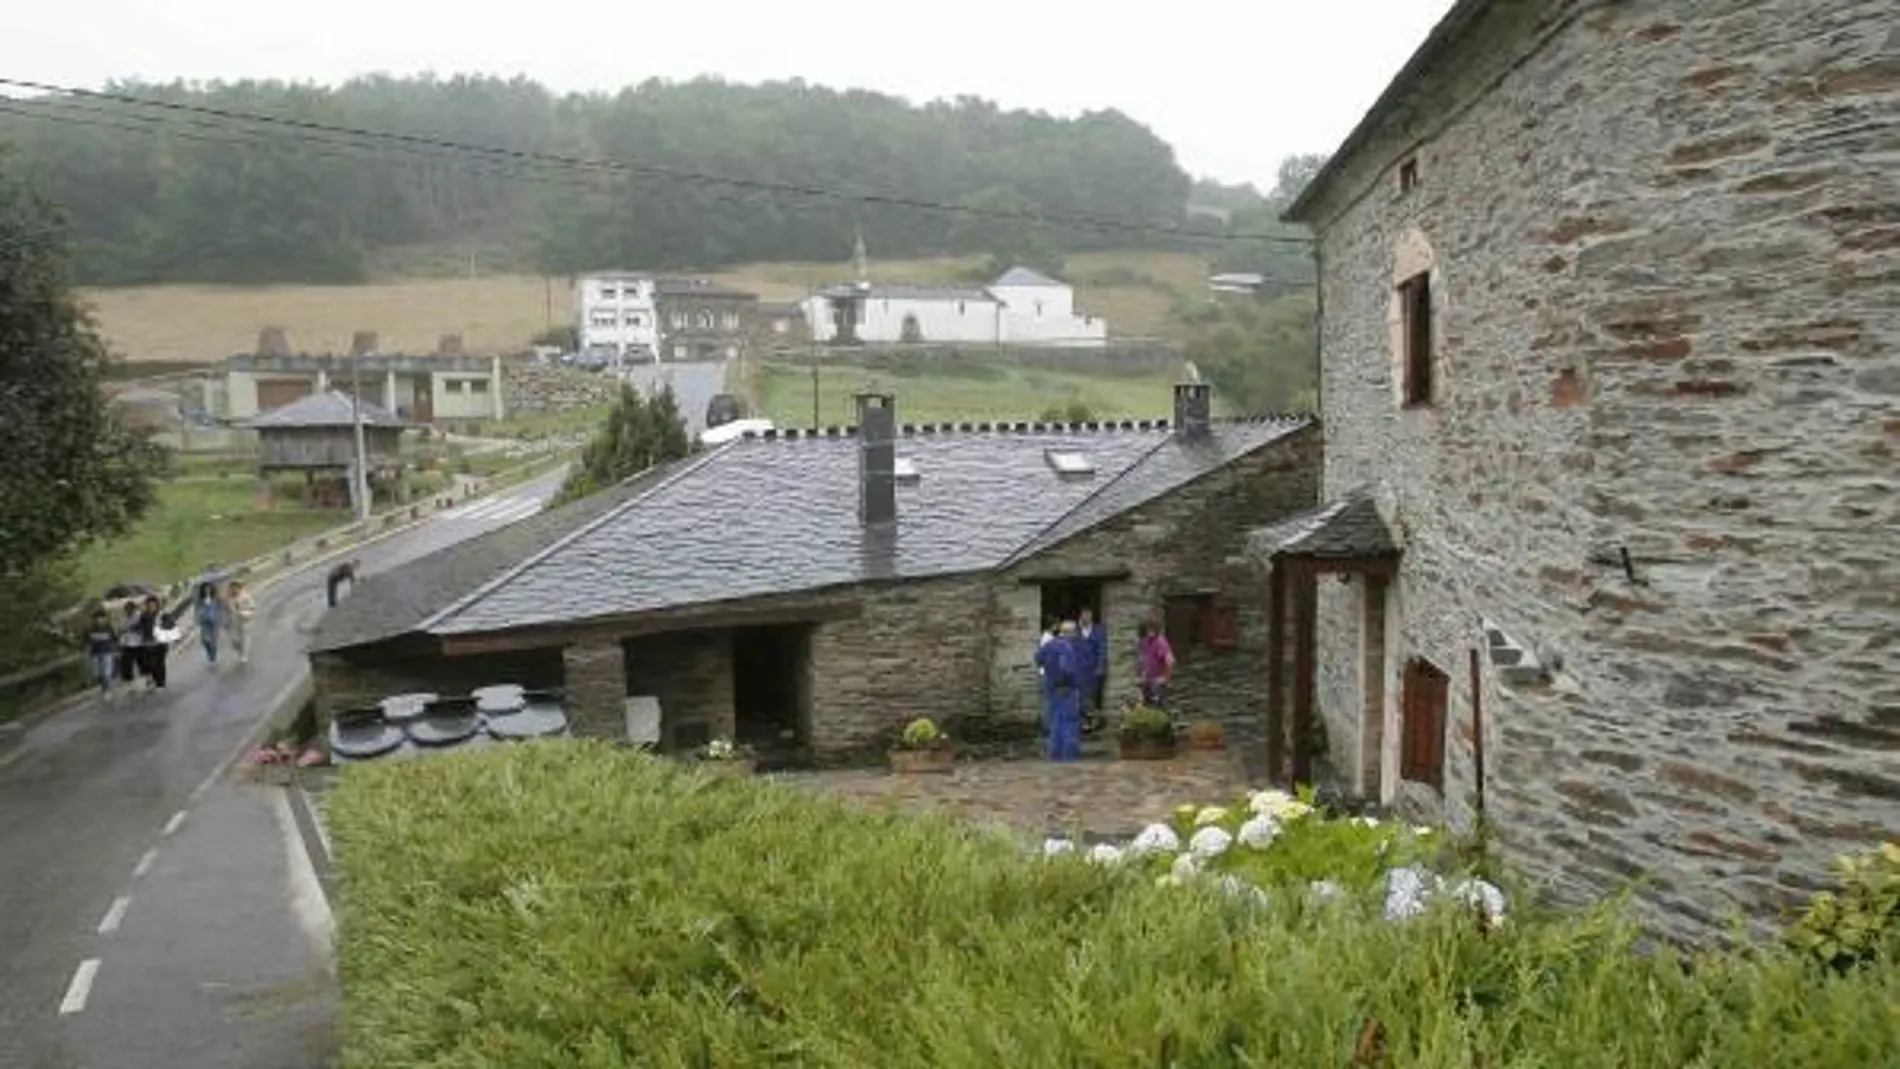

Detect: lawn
[758,360,1191,427]
[77,249,1206,363]
[328,743,1900,1069]
[73,475,348,597]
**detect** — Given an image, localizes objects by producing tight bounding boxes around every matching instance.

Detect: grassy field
[78,249,1205,364]
[72,476,348,597]
[759,360,1197,427]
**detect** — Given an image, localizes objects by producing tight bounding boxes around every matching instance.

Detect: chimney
[350,330,379,358]
[437,333,465,357]
[856,392,897,527]
[256,327,290,358]
[1173,381,1212,441]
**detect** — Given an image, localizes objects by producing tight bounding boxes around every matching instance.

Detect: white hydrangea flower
[1353,816,1381,828]
[1235,815,1280,850]
[1383,865,1436,921]
[1170,852,1201,882]
[1129,822,1182,857]
[1248,788,1294,815]
[1308,879,1345,902]
[1088,843,1124,865]
[1448,877,1508,927]
[1042,838,1075,858]
[1194,805,1229,827]
[1188,825,1233,860]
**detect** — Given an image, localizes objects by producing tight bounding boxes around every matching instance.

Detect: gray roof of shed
[1247,488,1396,560]
[249,390,406,429]
[309,465,684,653]
[421,417,1311,638]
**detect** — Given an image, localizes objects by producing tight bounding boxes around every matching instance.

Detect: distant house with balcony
[655,278,760,362]
[575,272,660,365]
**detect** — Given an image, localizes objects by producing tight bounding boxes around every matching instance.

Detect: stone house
[655,278,759,362]
[310,384,1320,759]
[1274,0,1898,940]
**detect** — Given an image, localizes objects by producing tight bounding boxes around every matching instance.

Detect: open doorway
[1039,580,1103,632]
[732,625,812,749]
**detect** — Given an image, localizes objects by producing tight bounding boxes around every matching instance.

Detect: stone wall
[624,629,738,749]
[1002,426,1323,726]
[808,573,995,757]
[1305,0,1900,941]
[502,360,619,413]
[312,646,563,722]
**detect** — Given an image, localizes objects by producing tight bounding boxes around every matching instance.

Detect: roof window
[894,457,921,484]
[1045,449,1095,477]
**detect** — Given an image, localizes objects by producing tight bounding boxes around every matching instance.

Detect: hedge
[330,743,1900,1068]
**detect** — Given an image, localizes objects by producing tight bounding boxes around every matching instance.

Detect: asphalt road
[620,360,728,433]
[0,468,568,1069]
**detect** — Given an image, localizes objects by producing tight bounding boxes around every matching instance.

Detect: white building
[575,272,660,365]
[800,266,1107,348]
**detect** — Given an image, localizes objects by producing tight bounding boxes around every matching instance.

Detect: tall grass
[330,743,1900,1069]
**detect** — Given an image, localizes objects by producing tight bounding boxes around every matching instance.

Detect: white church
[800,244,1108,348]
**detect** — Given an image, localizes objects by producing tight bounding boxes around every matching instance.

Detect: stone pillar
[315,369,330,393]
[383,370,398,414]
[563,639,627,740]
[489,355,506,420]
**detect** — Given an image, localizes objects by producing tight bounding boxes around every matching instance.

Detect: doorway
[1038,580,1103,631]
[731,625,812,749]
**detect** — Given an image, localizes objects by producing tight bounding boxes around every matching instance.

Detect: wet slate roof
[328,684,571,764]
[654,277,757,299]
[817,282,998,303]
[1248,487,1397,560]
[309,463,688,653]
[248,390,406,429]
[991,266,1066,288]
[424,418,1312,638]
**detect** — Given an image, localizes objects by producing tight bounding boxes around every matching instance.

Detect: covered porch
[1251,490,1402,795]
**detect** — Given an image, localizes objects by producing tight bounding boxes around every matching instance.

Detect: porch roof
[1247,487,1396,561]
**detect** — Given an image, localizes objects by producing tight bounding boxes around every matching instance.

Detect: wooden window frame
[1398,271,1434,408]
[1163,593,1239,658]
[1399,656,1449,790]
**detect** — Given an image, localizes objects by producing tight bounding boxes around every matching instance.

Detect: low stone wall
[502,360,619,413]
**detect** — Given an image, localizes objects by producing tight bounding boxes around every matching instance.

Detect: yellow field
[77,249,1207,364]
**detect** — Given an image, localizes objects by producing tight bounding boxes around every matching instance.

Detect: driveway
[618,360,728,434]
[0,467,568,1069]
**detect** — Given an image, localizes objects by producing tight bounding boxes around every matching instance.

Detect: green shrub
[330,744,1900,1069]
[1788,843,1900,973]
[1118,703,1172,741]
[896,716,945,750]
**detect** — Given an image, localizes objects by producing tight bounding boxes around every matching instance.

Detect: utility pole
[350,351,370,523]
[807,285,820,427]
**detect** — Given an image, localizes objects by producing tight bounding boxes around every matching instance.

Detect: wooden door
[1400,657,1449,790]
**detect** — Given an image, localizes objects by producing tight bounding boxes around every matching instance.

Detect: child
[82,609,117,697]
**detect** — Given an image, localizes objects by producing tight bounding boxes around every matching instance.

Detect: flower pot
[1185,721,1225,751]
[1117,734,1177,761]
[889,746,955,774]
[699,758,757,778]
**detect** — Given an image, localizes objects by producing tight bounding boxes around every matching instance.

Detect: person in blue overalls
[1040,620,1084,761]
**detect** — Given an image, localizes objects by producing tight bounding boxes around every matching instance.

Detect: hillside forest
[0,75,1309,288]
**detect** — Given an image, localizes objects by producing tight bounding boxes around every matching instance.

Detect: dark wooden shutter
[1401,657,1449,790]
[1164,596,1201,657]
[1202,600,1238,650]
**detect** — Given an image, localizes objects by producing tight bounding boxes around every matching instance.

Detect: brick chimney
[856,392,897,527]
[256,327,290,358]
[1173,381,1211,441]
[350,330,379,358]
[437,333,465,357]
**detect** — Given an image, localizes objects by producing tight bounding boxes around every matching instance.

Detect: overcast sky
[1,0,1455,190]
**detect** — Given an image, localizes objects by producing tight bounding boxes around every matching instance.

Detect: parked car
[704,393,746,429]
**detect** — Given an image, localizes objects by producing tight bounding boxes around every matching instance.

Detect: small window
[600,286,618,299]
[1163,593,1238,658]
[626,314,644,327]
[1400,657,1450,790]
[722,312,739,330]
[1398,157,1420,194]
[1398,271,1434,407]
[1044,449,1094,475]
[695,310,714,330]
[469,379,490,394]
[894,457,920,484]
[957,301,967,314]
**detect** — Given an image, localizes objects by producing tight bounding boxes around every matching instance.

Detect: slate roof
[654,278,757,299]
[420,417,1312,639]
[309,464,686,653]
[1247,487,1397,560]
[816,283,998,303]
[991,266,1066,288]
[249,390,406,429]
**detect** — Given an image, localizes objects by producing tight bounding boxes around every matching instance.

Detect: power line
[0,77,1313,247]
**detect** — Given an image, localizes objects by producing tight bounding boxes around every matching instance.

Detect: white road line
[97,896,131,935]
[300,786,334,864]
[270,788,334,954]
[57,959,100,1015]
[131,848,157,879]
[161,810,186,837]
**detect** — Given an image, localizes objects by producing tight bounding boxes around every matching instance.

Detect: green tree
[551,382,694,506]
[0,158,169,580]
[1186,292,1319,415]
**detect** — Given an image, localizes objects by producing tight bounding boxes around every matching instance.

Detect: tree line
[0,75,1200,286]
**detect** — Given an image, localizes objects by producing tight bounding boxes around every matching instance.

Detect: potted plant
[1185,720,1225,751]
[695,737,757,777]
[889,717,955,774]
[1117,704,1178,761]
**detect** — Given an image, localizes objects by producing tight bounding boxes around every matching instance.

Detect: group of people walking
[82,579,256,698]
[1033,608,1179,762]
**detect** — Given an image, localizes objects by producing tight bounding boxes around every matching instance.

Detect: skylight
[894,457,921,483]
[1045,449,1095,476]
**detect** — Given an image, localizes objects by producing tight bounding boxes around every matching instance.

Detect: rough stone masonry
[1297,0,1898,942]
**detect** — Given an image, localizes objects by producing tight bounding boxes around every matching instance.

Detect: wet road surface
[0,468,567,1069]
